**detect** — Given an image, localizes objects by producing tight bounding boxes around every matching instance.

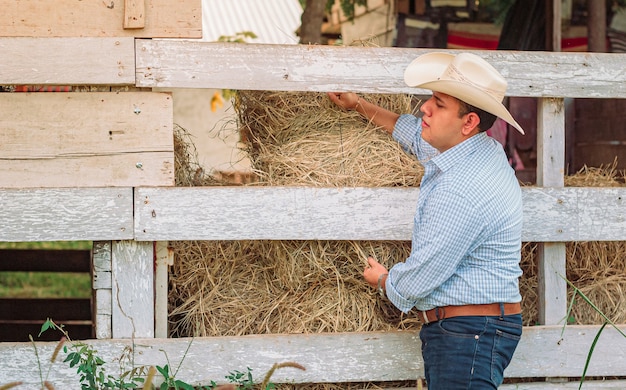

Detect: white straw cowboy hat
[404,52,525,135]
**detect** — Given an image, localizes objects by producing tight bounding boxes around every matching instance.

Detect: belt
[419,302,521,324]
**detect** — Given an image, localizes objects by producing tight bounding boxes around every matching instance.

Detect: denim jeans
[419,313,523,389]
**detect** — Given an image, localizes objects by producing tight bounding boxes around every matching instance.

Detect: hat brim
[418,79,525,135]
[404,52,525,135]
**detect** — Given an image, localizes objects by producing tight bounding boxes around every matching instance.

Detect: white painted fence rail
[1,39,626,389]
[2,326,626,388]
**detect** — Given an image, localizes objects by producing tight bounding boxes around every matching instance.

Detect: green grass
[0,272,91,298]
[0,241,92,250]
[0,241,93,298]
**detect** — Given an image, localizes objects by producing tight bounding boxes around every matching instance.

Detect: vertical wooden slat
[536,98,567,325]
[111,241,154,338]
[154,241,173,338]
[93,241,112,339]
[124,0,146,29]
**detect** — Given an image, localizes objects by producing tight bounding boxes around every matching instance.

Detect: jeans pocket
[490,323,522,385]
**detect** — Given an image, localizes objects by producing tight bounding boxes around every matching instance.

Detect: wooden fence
[1,34,626,389]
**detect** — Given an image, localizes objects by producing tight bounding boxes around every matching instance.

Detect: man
[328,52,525,389]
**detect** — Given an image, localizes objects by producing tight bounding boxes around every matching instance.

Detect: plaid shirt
[386,114,523,312]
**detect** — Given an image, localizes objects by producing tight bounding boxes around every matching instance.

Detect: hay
[168,240,418,337]
[236,91,423,187]
[174,124,224,187]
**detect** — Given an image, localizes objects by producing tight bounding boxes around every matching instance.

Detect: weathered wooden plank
[0,0,201,38]
[134,187,626,242]
[124,0,146,29]
[0,92,174,188]
[0,37,135,85]
[501,380,626,389]
[111,241,154,338]
[536,98,567,326]
[154,241,172,339]
[135,41,626,98]
[0,188,133,242]
[1,326,625,387]
[93,241,112,339]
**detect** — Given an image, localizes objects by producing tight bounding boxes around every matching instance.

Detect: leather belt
[419,302,521,324]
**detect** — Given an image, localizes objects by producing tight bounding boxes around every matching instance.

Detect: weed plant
[7,319,305,390]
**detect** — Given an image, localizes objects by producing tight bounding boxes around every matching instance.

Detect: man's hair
[457,99,497,132]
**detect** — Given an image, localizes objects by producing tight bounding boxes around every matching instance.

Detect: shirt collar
[430,132,489,173]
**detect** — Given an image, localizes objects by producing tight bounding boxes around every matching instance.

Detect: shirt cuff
[384,272,416,314]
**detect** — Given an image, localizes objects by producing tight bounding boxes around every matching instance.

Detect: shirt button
[474,335,479,340]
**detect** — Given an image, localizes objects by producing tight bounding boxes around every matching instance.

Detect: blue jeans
[419,313,522,389]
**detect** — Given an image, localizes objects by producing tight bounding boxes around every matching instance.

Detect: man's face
[419,92,473,152]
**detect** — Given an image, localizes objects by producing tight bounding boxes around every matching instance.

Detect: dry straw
[236,91,424,187]
[170,92,626,342]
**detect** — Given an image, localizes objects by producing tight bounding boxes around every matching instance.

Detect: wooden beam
[154,241,172,339]
[1,326,625,387]
[0,37,135,85]
[134,187,626,242]
[111,241,154,338]
[0,92,174,188]
[93,241,112,339]
[124,0,146,29]
[0,188,133,242]
[135,41,626,98]
[536,98,567,326]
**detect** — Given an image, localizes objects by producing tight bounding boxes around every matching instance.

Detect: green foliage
[338,0,367,21]
[217,31,258,43]
[225,368,255,390]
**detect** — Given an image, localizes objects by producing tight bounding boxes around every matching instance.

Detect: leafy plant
[38,319,145,389]
[21,318,305,390]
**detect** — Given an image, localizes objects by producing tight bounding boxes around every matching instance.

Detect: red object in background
[14,85,71,92]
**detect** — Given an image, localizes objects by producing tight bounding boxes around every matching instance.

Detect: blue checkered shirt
[386,114,523,313]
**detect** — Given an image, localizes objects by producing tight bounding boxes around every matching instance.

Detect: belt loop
[499,302,504,319]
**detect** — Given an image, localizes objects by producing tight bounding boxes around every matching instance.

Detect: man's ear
[461,112,481,135]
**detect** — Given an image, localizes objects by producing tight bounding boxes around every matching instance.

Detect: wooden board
[0,325,625,387]
[93,242,113,340]
[134,187,626,242]
[0,92,174,188]
[0,188,133,242]
[0,37,135,85]
[135,41,626,98]
[0,0,201,38]
[111,241,154,338]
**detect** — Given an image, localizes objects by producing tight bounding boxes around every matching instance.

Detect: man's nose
[420,100,431,115]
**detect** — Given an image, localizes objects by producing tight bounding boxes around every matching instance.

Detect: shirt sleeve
[385,188,487,313]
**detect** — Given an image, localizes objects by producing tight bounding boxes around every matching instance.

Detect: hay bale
[236,91,423,187]
[168,240,417,337]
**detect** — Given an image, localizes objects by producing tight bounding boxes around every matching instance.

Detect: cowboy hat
[404,52,525,135]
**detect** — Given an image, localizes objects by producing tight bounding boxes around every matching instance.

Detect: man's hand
[327,92,359,110]
[363,256,388,289]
